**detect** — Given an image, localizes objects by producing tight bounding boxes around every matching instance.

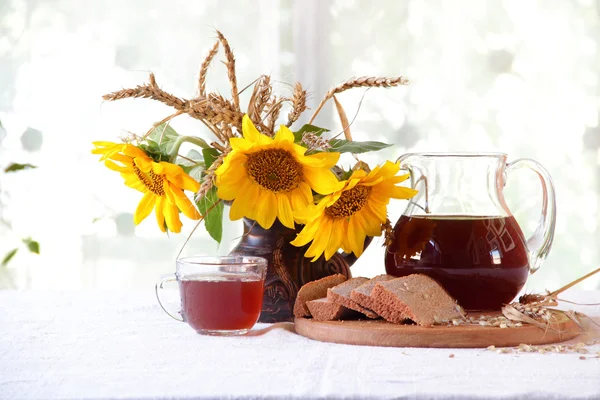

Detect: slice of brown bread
[306,298,360,321]
[371,274,465,326]
[293,274,348,318]
[327,277,379,319]
[350,274,396,311]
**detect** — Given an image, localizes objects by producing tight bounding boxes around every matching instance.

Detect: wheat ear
[308,76,410,124]
[286,82,308,127]
[215,31,240,112]
[197,40,220,97]
[103,73,191,110]
[195,147,231,201]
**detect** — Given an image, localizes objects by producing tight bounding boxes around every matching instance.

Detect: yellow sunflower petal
[276,193,294,229]
[303,167,344,195]
[301,151,340,168]
[164,202,183,233]
[242,115,272,146]
[367,201,388,223]
[325,219,344,260]
[134,156,153,173]
[255,190,278,229]
[347,216,366,257]
[305,218,333,261]
[274,125,294,143]
[340,219,352,253]
[122,144,150,160]
[389,173,411,184]
[290,217,322,247]
[134,192,155,225]
[229,181,257,221]
[359,177,384,187]
[168,185,201,220]
[290,187,310,215]
[355,207,382,236]
[230,137,253,152]
[122,173,147,193]
[155,196,166,232]
[389,186,419,199]
[104,160,128,172]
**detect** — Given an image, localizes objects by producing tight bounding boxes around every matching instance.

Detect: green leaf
[4,163,37,173]
[147,123,181,157]
[202,148,221,170]
[196,187,224,243]
[1,249,18,266]
[179,149,204,166]
[139,140,170,162]
[328,139,393,154]
[186,164,204,181]
[22,238,40,254]
[293,124,329,143]
[179,149,205,176]
[148,123,179,146]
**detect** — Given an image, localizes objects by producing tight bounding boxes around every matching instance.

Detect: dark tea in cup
[179,275,264,332]
[156,256,267,335]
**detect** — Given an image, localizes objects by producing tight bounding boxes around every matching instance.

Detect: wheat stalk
[197,40,220,97]
[247,75,267,123]
[191,94,244,132]
[103,73,191,111]
[195,147,231,201]
[263,97,286,135]
[250,75,272,130]
[215,30,240,112]
[286,82,308,127]
[308,76,410,124]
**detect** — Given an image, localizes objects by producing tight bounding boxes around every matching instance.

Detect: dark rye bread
[350,274,396,311]
[293,274,348,318]
[306,298,360,321]
[327,277,379,319]
[371,274,466,326]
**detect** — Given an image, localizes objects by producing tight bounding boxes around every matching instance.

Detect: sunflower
[215,115,344,230]
[291,161,418,261]
[92,142,201,233]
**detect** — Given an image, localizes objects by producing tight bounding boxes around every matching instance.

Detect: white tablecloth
[1,289,599,400]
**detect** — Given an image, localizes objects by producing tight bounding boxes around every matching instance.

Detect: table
[1,290,599,400]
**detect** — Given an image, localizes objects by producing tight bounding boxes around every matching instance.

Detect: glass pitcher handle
[155,274,184,322]
[505,159,556,274]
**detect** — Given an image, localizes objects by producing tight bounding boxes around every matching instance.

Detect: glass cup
[155,256,267,336]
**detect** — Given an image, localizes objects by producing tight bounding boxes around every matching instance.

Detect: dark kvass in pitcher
[385,214,530,310]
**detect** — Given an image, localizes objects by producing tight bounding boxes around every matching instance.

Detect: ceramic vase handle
[505,159,556,274]
[155,274,184,322]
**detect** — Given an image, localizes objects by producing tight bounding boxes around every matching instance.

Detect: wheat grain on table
[0,290,599,400]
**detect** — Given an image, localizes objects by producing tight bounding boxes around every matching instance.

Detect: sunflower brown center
[325,185,372,219]
[246,148,303,193]
[133,164,165,196]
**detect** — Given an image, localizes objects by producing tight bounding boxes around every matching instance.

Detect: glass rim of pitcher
[176,255,268,266]
[405,151,507,158]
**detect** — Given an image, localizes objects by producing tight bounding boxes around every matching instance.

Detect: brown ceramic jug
[385,153,556,310]
[230,218,370,322]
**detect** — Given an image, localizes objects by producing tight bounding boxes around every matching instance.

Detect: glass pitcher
[385,153,556,310]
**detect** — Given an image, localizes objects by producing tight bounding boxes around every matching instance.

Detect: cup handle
[505,158,557,274]
[155,274,184,322]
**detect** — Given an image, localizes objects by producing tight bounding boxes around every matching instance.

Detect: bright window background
[1,0,598,292]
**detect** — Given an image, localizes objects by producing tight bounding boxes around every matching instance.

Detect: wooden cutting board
[294,312,581,348]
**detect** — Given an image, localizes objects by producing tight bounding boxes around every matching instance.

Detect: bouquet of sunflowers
[93,31,417,262]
